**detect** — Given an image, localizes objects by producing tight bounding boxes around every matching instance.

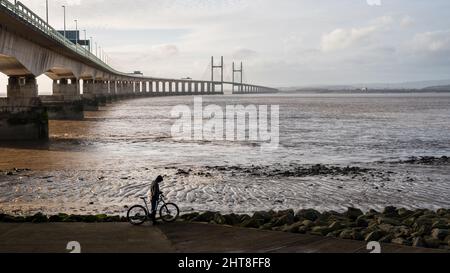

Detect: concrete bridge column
[120,81,127,98]
[104,81,112,103]
[115,81,122,99]
[142,81,148,96]
[41,78,83,120]
[82,79,100,111]
[7,75,38,99]
[180,81,185,93]
[162,81,167,95]
[51,78,80,100]
[155,81,160,94]
[201,82,205,94]
[130,82,135,96]
[131,81,137,96]
[187,81,192,95]
[109,81,117,101]
[149,81,153,95]
[121,81,128,97]
[169,81,173,94]
[206,82,211,93]
[95,81,108,106]
[138,82,143,95]
[1,75,48,140]
[126,81,133,97]
[175,82,179,93]
[193,82,198,94]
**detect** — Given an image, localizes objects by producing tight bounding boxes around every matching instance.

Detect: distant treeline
[280,89,450,94]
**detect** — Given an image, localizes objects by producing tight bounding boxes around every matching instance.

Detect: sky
[1,0,450,91]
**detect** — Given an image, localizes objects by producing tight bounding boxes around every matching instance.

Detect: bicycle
[127,194,180,225]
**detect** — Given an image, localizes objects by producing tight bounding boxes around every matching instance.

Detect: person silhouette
[149,175,163,225]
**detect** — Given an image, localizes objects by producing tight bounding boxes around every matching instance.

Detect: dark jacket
[150,179,160,200]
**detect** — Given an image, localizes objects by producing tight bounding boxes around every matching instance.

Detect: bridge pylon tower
[211,56,224,93]
[232,61,243,93]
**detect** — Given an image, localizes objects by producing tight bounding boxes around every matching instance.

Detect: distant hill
[422,85,450,91]
[281,79,450,92]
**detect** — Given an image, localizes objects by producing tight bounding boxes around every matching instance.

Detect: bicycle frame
[141,195,167,216]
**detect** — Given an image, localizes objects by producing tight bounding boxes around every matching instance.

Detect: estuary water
[0,93,449,215]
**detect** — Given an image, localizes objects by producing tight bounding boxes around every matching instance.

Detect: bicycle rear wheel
[127,205,148,225]
[159,203,180,223]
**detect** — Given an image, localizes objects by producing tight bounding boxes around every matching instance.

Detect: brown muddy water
[0,93,449,215]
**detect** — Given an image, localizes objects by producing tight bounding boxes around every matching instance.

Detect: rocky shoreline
[1,207,449,250]
[378,156,450,165]
[181,207,450,250]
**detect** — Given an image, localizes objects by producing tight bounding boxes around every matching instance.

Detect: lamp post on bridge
[74,20,78,44]
[45,0,49,25]
[89,37,93,53]
[83,30,87,55]
[74,19,78,53]
[62,5,66,39]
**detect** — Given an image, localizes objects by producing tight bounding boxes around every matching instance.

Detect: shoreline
[1,206,449,251]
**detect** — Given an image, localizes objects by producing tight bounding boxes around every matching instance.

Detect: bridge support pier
[0,75,48,140]
[40,78,83,120]
[82,79,101,111]
[97,81,109,106]
[128,82,135,97]
[142,81,148,96]
[181,82,185,94]
[149,81,154,95]
[117,81,125,99]
[188,82,192,95]
[108,81,117,102]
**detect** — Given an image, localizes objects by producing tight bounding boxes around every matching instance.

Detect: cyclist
[149,175,164,225]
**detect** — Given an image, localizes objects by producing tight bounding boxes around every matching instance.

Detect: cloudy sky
[3,0,450,89]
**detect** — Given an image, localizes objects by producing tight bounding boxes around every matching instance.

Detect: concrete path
[0,222,444,253]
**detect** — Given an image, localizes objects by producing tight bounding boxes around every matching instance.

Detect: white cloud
[412,30,450,52]
[151,44,179,58]
[232,48,257,59]
[320,16,393,52]
[321,26,376,52]
[400,16,414,28]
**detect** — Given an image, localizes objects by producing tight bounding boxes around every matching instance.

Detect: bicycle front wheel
[127,205,148,225]
[159,203,180,223]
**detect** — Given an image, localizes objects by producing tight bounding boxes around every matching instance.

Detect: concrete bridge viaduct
[0,1,278,140]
